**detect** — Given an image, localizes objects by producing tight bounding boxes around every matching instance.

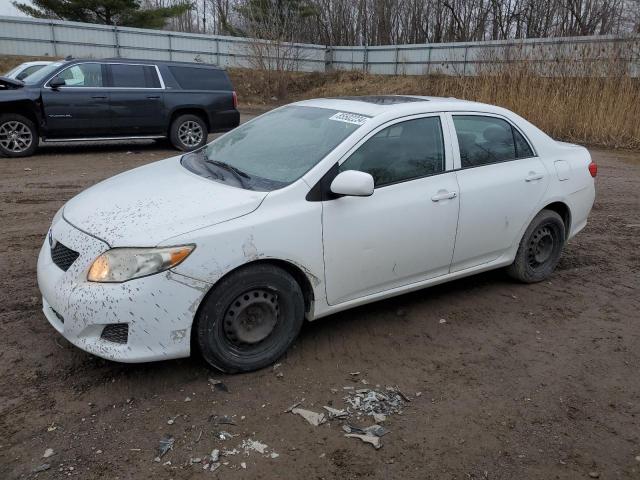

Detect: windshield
[181,106,367,191]
[23,62,64,85]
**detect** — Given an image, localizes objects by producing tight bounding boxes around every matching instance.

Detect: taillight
[232,91,238,109]
[588,161,597,178]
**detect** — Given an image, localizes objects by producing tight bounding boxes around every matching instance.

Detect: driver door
[321,114,460,305]
[41,62,111,138]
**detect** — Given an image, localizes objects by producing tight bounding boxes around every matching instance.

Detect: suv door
[448,113,549,272]
[105,63,165,135]
[41,62,111,138]
[322,114,460,305]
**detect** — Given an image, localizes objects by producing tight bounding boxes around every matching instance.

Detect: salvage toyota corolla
[37,96,596,372]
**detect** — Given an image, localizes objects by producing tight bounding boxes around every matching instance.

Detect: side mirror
[330,170,374,197]
[49,76,65,89]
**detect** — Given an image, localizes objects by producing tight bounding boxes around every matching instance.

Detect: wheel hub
[224,289,279,345]
[528,226,554,267]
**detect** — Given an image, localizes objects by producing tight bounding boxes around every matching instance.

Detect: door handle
[91,95,107,99]
[146,95,160,99]
[431,191,458,202]
[525,172,544,182]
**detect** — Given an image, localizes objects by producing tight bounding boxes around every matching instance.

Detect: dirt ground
[0,116,639,479]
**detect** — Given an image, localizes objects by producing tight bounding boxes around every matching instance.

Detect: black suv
[0,58,240,157]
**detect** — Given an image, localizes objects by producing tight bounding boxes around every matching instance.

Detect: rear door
[41,62,111,138]
[105,63,165,135]
[448,113,549,272]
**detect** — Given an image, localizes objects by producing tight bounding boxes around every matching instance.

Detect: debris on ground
[291,407,327,426]
[208,378,229,393]
[344,433,382,449]
[285,399,305,413]
[42,448,54,458]
[32,464,50,473]
[241,439,269,454]
[344,387,407,418]
[209,415,236,425]
[342,424,389,437]
[154,435,174,461]
[216,431,235,440]
[323,406,348,419]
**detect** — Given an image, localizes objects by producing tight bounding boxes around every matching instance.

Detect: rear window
[110,64,160,88]
[169,66,231,90]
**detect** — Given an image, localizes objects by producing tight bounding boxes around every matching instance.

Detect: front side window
[182,106,365,191]
[58,63,103,87]
[339,116,445,187]
[453,115,534,168]
[110,64,160,88]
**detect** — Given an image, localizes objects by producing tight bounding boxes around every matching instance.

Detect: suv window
[58,63,104,87]
[168,66,231,90]
[109,64,160,88]
[453,115,534,168]
[339,116,445,187]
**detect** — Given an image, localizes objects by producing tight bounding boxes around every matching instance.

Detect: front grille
[101,324,129,344]
[51,241,79,271]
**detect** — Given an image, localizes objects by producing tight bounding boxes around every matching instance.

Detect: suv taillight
[232,91,238,109]
[588,161,597,178]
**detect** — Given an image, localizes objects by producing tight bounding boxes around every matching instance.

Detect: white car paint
[37,96,596,363]
[4,61,53,80]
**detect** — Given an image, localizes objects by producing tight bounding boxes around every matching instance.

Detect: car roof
[65,58,225,70]
[294,95,494,117]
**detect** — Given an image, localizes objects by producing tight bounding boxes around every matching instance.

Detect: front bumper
[37,216,212,363]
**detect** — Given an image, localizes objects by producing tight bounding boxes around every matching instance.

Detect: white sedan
[37,96,596,372]
[4,60,53,81]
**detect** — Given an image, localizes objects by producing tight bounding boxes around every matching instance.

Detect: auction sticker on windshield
[329,112,369,125]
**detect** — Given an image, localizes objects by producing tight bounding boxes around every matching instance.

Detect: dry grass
[2,54,639,149]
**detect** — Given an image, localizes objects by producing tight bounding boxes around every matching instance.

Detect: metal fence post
[215,38,220,66]
[394,47,399,74]
[168,34,173,60]
[114,26,120,57]
[325,45,333,73]
[463,45,469,76]
[426,46,432,75]
[49,22,58,56]
[363,45,368,73]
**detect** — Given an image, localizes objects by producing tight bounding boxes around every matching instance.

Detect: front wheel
[169,114,208,151]
[506,209,566,283]
[195,264,305,373]
[0,114,39,158]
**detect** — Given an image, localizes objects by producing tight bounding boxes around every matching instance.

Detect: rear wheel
[0,114,39,158]
[196,264,305,373]
[506,209,566,283]
[169,114,208,151]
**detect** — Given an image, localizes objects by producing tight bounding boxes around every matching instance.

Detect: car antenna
[64,55,73,61]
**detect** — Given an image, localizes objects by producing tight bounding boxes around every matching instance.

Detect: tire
[169,114,208,151]
[196,264,305,373]
[506,209,566,283]
[0,113,39,158]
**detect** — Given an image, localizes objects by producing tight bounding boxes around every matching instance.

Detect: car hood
[63,156,268,246]
[0,76,24,90]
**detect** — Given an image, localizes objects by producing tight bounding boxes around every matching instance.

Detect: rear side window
[339,116,445,187]
[169,66,230,90]
[453,115,534,168]
[110,64,160,88]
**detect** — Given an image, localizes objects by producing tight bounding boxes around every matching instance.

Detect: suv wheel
[170,114,208,151]
[195,264,305,373]
[506,209,566,283]
[0,114,39,158]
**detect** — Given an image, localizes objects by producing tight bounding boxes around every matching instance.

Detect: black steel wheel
[507,209,566,283]
[196,264,305,372]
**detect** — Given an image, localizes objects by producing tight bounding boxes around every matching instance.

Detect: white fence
[1,15,639,76]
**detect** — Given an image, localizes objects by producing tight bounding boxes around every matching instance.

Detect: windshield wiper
[205,159,250,186]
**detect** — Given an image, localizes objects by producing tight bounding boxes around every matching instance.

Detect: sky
[0,0,28,17]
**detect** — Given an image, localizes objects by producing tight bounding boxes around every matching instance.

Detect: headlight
[87,245,194,283]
